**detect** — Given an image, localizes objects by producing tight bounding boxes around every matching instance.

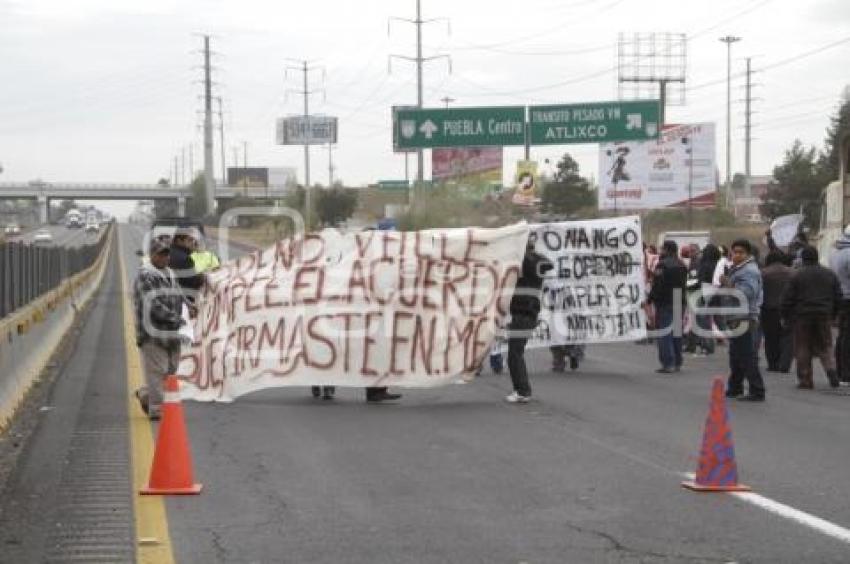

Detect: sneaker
[569,357,579,371]
[505,391,530,403]
[148,406,162,421]
[725,390,743,399]
[134,389,150,415]
[311,386,322,398]
[841,381,850,387]
[655,367,674,374]
[322,387,336,400]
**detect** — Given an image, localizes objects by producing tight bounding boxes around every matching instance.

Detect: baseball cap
[149,238,171,255]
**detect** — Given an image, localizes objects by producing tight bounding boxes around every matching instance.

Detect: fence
[0,226,111,318]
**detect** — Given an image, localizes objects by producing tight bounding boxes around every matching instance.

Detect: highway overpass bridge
[0,182,292,222]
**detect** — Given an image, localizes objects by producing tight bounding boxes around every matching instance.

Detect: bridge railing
[0,225,111,319]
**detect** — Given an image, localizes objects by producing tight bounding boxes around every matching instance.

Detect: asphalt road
[12,223,101,248]
[1,223,850,563]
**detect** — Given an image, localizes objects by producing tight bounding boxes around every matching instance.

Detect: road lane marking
[118,229,176,564]
[682,473,850,545]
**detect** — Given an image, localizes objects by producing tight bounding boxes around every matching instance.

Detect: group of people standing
[643,226,850,403]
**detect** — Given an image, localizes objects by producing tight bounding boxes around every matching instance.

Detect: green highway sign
[378,180,410,191]
[394,106,526,149]
[529,100,660,145]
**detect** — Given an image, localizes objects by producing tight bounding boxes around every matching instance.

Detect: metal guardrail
[0,225,111,318]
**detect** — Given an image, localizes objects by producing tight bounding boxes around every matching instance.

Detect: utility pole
[201,35,216,215]
[744,57,754,194]
[215,96,226,185]
[720,35,741,209]
[389,0,451,185]
[181,146,186,185]
[243,141,248,169]
[173,156,179,188]
[285,60,325,229]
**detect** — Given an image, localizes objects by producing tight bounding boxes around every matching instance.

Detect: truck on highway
[65,209,83,228]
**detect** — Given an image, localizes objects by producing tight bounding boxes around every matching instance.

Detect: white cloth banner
[770,214,803,248]
[524,216,646,346]
[177,224,529,401]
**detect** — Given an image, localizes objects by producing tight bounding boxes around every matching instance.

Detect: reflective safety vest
[191,250,220,273]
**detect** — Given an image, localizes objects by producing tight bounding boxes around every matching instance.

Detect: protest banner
[176,224,529,401]
[525,216,646,346]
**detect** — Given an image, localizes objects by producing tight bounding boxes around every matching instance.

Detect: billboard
[432,147,502,182]
[227,167,269,188]
[276,116,338,145]
[598,123,717,210]
[512,160,539,207]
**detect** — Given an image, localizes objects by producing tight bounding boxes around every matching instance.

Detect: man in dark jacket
[761,251,794,372]
[782,246,842,389]
[134,238,186,419]
[505,240,553,403]
[648,240,688,373]
[169,227,205,296]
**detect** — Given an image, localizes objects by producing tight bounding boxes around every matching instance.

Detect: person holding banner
[505,240,553,403]
[649,240,688,374]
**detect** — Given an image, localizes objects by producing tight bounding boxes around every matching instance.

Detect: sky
[0,0,848,218]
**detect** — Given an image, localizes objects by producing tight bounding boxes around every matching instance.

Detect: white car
[33,229,53,245]
[85,221,100,233]
[4,223,21,236]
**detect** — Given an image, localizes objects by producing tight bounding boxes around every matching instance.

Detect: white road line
[682,473,850,545]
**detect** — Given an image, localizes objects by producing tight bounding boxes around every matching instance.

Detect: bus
[815,133,850,265]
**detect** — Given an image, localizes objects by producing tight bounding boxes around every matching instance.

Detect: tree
[541,153,595,216]
[315,186,358,227]
[760,140,831,227]
[821,86,850,180]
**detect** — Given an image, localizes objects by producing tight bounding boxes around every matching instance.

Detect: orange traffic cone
[682,377,751,493]
[140,375,203,495]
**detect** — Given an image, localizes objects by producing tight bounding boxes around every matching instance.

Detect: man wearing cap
[133,238,186,420]
[830,225,850,386]
[169,227,204,297]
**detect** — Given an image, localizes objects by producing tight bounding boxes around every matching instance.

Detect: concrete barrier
[0,227,114,431]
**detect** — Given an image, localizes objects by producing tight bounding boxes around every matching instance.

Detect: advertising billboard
[276,116,338,145]
[431,147,503,199]
[598,123,717,210]
[512,160,539,207]
[227,167,269,188]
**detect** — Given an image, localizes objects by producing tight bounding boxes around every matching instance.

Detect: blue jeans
[656,305,683,369]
